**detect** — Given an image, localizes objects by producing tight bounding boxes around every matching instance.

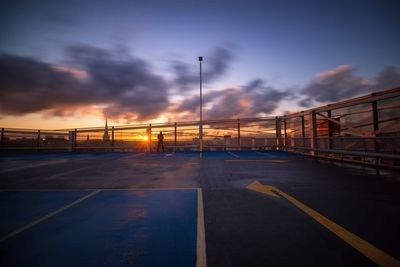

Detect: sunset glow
[0,1,399,130]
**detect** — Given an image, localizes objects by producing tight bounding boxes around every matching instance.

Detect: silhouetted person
[157,131,165,152]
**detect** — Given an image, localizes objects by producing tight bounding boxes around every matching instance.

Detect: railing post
[74,129,77,151]
[275,116,282,150]
[327,110,333,149]
[289,117,295,147]
[1,128,4,148]
[174,122,177,151]
[37,130,41,151]
[310,111,318,156]
[111,126,115,152]
[301,115,305,147]
[372,101,379,134]
[147,124,152,152]
[283,118,287,149]
[68,131,74,152]
[237,119,241,150]
[372,100,380,172]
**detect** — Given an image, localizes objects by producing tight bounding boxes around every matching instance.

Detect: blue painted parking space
[130,150,298,159]
[0,189,198,267]
[0,191,89,237]
[0,150,298,161]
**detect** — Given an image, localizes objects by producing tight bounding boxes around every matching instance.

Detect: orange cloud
[53,66,88,80]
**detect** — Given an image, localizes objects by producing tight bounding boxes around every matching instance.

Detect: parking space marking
[254,151,268,156]
[227,151,239,158]
[0,190,101,243]
[0,189,95,192]
[247,181,400,267]
[224,159,288,163]
[131,153,145,157]
[197,188,207,267]
[0,159,68,173]
[0,187,198,192]
[44,166,92,180]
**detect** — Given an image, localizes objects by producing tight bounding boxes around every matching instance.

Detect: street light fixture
[198,56,203,152]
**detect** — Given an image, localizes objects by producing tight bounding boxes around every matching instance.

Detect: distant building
[103,119,110,141]
[43,136,68,146]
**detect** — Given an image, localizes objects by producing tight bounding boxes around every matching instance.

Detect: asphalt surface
[0,151,399,267]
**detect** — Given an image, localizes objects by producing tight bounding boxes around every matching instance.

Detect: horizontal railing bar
[3,130,68,135]
[312,154,400,171]
[283,87,400,118]
[285,146,400,160]
[0,147,69,150]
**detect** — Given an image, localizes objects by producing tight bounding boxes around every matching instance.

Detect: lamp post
[198,56,203,152]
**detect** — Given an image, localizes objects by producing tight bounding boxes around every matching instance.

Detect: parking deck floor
[0,151,399,266]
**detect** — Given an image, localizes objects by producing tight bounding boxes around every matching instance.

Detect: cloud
[175,90,221,113]
[374,66,400,91]
[0,53,88,114]
[299,65,370,107]
[171,46,234,92]
[175,79,289,119]
[298,65,400,108]
[0,44,169,121]
[1,45,398,123]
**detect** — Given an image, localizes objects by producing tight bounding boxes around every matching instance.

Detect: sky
[0,0,399,129]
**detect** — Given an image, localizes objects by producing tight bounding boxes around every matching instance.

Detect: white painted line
[0,190,101,243]
[131,153,145,157]
[227,151,239,158]
[0,159,68,173]
[197,188,207,267]
[0,187,199,192]
[44,166,92,180]
[0,189,95,192]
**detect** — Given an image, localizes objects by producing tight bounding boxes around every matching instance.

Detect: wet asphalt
[0,151,399,266]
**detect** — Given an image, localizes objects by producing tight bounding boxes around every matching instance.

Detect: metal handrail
[285,146,400,160]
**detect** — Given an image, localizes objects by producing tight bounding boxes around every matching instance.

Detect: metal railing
[1,87,399,171]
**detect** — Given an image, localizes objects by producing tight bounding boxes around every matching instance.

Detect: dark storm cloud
[67,44,169,120]
[176,79,289,119]
[171,46,234,92]
[2,45,399,122]
[0,53,87,114]
[298,65,400,108]
[175,90,221,113]
[206,80,287,119]
[374,66,400,91]
[300,65,369,105]
[0,44,169,120]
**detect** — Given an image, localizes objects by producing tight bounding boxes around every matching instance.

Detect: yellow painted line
[227,151,239,158]
[0,190,101,243]
[225,159,288,163]
[246,181,279,197]
[247,181,400,267]
[196,188,207,267]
